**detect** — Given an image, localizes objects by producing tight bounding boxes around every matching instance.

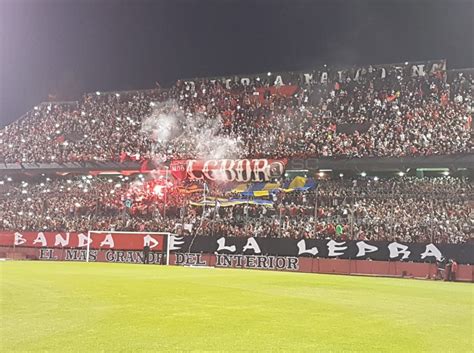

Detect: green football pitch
[1,262,472,352]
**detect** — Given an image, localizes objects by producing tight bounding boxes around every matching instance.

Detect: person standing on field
[449,259,458,281]
[143,245,151,264]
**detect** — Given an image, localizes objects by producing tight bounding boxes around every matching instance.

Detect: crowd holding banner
[183,60,447,89]
[0,175,471,245]
[170,158,287,182]
[1,232,473,264]
[0,59,472,278]
[1,59,471,165]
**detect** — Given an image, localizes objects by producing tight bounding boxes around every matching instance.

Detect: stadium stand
[0,62,471,164]
[0,60,472,246]
[0,174,471,244]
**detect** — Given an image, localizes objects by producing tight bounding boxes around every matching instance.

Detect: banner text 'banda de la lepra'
[1,232,473,264]
[170,159,287,182]
[0,231,165,251]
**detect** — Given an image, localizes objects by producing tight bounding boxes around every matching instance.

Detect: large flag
[236,176,316,196]
[177,184,204,194]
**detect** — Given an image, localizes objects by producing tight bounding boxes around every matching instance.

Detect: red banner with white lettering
[0,231,165,251]
[170,159,287,182]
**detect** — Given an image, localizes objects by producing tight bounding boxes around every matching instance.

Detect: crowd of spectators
[1,63,471,245]
[0,90,164,164]
[0,174,471,244]
[0,65,471,163]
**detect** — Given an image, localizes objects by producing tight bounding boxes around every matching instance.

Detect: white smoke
[141,100,184,146]
[141,100,244,163]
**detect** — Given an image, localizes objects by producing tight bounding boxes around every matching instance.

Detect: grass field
[1,262,472,352]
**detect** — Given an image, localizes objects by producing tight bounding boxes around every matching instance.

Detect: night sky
[1,0,472,127]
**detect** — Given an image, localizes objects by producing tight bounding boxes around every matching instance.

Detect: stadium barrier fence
[1,246,472,282]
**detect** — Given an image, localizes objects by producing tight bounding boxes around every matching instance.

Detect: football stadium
[0,1,473,352]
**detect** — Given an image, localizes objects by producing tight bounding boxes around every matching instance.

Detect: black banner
[183,60,446,88]
[169,236,474,264]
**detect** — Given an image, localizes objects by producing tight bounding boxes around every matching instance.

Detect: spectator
[1,67,471,163]
[0,174,471,244]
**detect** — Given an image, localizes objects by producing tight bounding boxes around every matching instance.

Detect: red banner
[255,85,299,103]
[170,159,287,182]
[0,231,165,251]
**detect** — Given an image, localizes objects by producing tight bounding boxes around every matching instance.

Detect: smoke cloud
[141,100,244,163]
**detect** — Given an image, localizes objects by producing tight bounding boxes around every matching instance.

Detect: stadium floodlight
[360,172,367,177]
[267,72,271,76]
[442,171,450,176]
[374,176,379,181]
[96,91,101,95]
[86,231,173,265]
[398,171,405,176]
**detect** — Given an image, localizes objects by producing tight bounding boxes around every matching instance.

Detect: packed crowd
[0,90,165,164]
[0,175,471,244]
[0,65,471,163]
